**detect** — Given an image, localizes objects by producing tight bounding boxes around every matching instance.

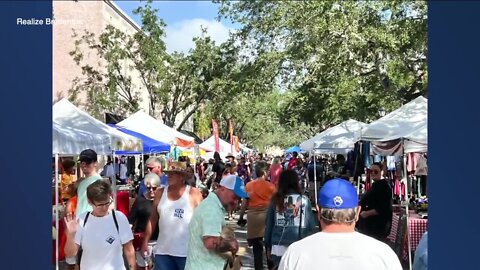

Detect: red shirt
[287,158,298,170]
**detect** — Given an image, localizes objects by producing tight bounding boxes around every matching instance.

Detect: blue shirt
[413,231,428,270]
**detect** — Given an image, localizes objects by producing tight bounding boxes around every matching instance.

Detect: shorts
[65,256,77,265]
[135,241,156,267]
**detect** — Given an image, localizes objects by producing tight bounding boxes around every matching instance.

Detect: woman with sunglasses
[64,180,136,270]
[358,162,393,242]
[129,173,161,270]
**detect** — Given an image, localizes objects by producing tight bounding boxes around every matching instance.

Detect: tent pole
[140,154,144,179]
[112,151,117,210]
[55,153,60,270]
[356,127,363,195]
[74,155,79,179]
[313,151,318,208]
[402,143,413,270]
[353,142,360,195]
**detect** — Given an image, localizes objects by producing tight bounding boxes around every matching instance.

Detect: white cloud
[165,18,233,54]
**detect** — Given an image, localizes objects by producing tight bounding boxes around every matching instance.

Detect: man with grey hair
[138,157,168,197]
[278,178,402,270]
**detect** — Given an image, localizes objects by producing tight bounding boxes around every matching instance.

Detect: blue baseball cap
[220,175,249,199]
[318,178,358,209]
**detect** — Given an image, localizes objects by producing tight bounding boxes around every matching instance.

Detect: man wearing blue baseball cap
[185,175,248,270]
[278,178,402,270]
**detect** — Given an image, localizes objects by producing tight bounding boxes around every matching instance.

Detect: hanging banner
[229,119,234,153]
[212,119,220,152]
[234,136,241,153]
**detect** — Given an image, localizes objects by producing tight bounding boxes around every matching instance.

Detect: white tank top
[155,185,193,256]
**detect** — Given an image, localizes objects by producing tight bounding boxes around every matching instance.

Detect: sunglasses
[93,198,113,207]
[147,166,158,171]
[146,186,158,191]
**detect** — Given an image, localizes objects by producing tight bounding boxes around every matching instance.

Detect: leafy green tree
[216,0,427,128]
[69,1,244,130]
[69,1,169,119]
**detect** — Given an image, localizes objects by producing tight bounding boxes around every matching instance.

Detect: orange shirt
[60,173,76,200]
[66,196,78,216]
[245,179,276,208]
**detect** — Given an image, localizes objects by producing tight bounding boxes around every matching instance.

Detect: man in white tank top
[141,161,203,270]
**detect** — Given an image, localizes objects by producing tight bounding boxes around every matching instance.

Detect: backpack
[78,211,119,264]
[83,210,119,232]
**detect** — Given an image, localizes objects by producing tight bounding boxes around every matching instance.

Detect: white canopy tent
[199,135,236,155]
[117,111,195,148]
[200,151,230,162]
[361,96,427,142]
[307,120,367,210]
[52,99,142,270]
[403,123,427,153]
[53,99,143,152]
[300,133,322,152]
[53,121,112,155]
[360,96,428,270]
[311,119,367,154]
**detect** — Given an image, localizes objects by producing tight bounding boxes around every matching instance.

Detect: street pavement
[225,214,258,270]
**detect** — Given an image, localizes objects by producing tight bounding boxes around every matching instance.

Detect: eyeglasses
[93,198,113,208]
[147,166,157,171]
[146,186,158,191]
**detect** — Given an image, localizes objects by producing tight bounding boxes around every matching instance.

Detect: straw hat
[163,161,189,175]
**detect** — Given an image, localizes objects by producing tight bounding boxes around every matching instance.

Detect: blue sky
[114,1,239,53]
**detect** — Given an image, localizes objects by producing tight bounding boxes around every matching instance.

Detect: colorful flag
[212,119,220,152]
[234,136,241,152]
[229,119,234,153]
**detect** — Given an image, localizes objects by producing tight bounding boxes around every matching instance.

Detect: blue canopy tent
[108,124,170,154]
[285,145,303,153]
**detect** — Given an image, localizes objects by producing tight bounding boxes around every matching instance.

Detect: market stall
[300,119,366,152]
[199,135,237,156]
[117,110,195,148]
[306,119,367,203]
[359,96,428,270]
[52,99,143,270]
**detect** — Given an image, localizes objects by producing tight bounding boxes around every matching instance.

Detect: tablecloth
[387,212,428,261]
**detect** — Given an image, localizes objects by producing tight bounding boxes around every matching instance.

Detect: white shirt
[278,231,402,270]
[119,164,128,180]
[155,185,194,257]
[75,210,133,270]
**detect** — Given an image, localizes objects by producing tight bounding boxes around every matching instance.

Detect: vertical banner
[229,119,234,153]
[234,136,241,153]
[212,119,220,152]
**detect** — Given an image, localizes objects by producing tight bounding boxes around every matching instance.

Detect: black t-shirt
[212,161,225,183]
[307,163,322,182]
[359,179,393,239]
[128,196,159,240]
[332,163,349,180]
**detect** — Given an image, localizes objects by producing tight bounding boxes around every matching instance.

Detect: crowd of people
[54,148,423,270]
